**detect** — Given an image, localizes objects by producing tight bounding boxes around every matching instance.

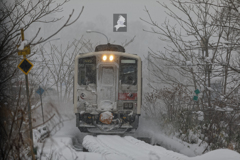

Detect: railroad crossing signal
[18,58,33,75]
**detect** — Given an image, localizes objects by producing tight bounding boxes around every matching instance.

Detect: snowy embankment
[37,137,102,160]
[83,135,188,160]
[37,134,240,160]
[137,129,205,157]
[83,135,240,160]
[33,97,240,160]
[135,118,206,157]
[35,116,240,160]
[35,117,104,160]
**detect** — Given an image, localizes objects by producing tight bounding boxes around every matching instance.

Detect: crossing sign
[18,58,33,75]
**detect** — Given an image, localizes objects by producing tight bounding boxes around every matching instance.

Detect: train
[73,43,142,134]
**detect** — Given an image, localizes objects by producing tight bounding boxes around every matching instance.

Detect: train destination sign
[83,59,93,63]
[18,58,33,75]
[79,56,96,64]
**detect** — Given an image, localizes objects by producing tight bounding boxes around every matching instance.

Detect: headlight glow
[102,55,107,61]
[109,55,114,61]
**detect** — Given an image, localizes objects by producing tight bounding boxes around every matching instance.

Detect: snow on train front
[73,44,142,134]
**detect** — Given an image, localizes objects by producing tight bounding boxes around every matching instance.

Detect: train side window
[78,57,96,85]
[119,57,137,85]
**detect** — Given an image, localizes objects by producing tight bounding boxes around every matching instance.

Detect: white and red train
[74,44,142,134]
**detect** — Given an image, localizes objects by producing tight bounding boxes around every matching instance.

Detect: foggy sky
[22,0,173,91]
[25,0,169,58]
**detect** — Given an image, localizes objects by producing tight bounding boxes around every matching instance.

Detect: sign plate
[36,87,44,95]
[18,58,33,75]
[193,96,198,101]
[194,89,200,95]
[17,45,31,56]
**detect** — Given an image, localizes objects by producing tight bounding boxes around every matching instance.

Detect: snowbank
[136,118,206,157]
[37,137,103,160]
[83,135,189,160]
[193,149,240,160]
[83,135,240,160]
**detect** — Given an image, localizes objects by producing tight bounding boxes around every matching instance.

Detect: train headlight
[109,55,114,61]
[102,55,107,61]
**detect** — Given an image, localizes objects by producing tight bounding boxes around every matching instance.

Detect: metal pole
[25,71,35,160]
[86,30,109,43]
[39,86,44,123]
[25,73,33,140]
[21,29,35,160]
[21,29,24,41]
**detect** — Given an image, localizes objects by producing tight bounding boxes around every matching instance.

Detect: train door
[97,64,118,110]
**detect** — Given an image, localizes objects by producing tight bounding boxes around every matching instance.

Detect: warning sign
[18,58,33,75]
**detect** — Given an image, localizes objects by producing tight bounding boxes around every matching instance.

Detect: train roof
[95,43,125,52]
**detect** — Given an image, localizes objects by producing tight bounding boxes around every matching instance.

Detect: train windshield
[119,57,137,85]
[78,56,96,85]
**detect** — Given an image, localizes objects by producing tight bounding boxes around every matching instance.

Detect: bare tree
[0,0,84,100]
[0,0,84,159]
[142,0,240,152]
[39,38,93,101]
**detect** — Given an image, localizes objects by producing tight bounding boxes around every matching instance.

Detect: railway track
[81,135,188,160]
[70,135,240,160]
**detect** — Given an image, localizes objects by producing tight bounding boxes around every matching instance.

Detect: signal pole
[17,29,35,160]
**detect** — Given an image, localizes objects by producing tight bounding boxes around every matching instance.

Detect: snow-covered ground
[83,135,240,160]
[33,98,240,160]
[135,118,206,157]
[34,118,240,160]
[37,133,240,160]
[83,135,189,160]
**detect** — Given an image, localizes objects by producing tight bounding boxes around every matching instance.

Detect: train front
[74,44,142,134]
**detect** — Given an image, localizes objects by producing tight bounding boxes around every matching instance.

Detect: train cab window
[78,56,96,85]
[119,57,137,85]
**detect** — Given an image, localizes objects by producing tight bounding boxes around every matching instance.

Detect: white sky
[26,0,170,57]
[22,0,175,88]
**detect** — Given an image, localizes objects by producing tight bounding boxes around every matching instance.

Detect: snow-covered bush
[143,0,240,154]
[0,0,83,159]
